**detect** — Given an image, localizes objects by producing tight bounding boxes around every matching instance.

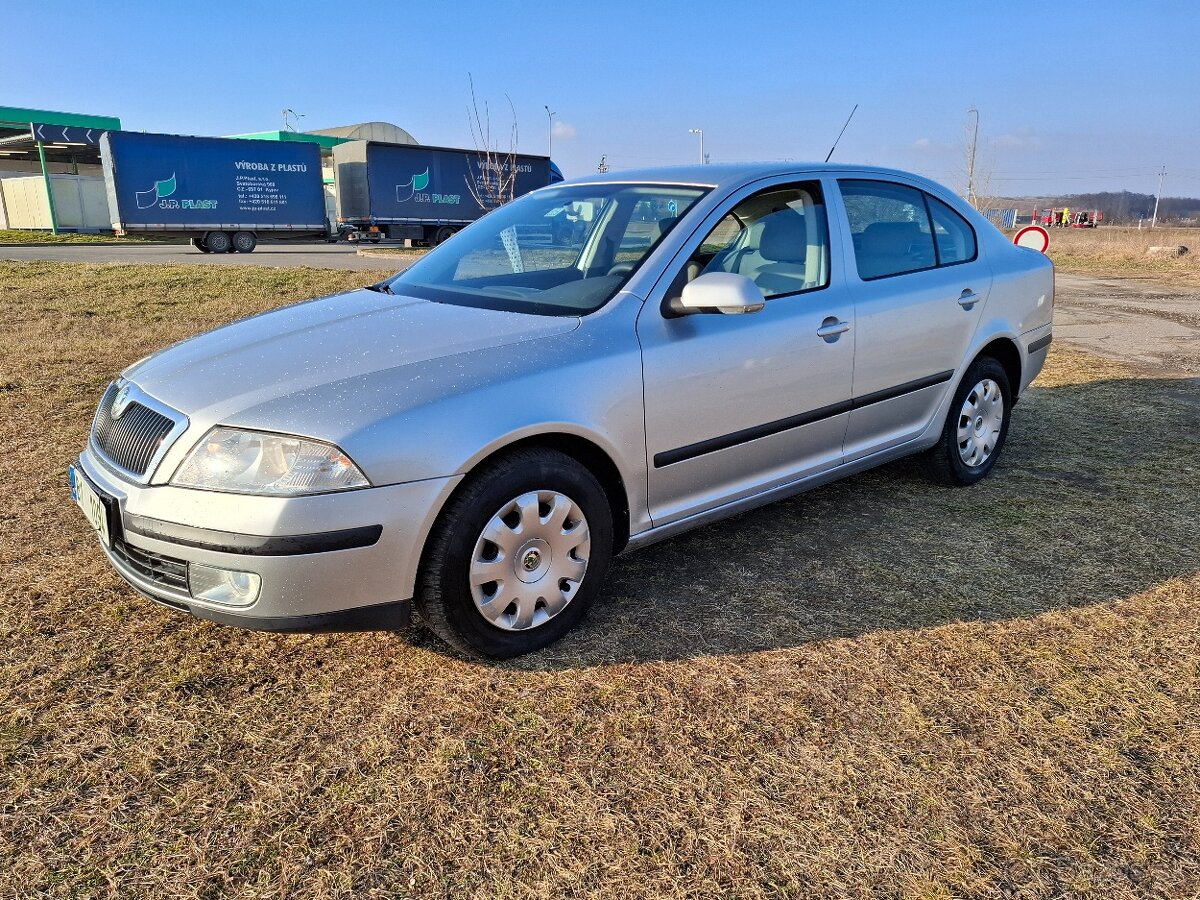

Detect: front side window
[682,183,830,299]
[840,180,936,280]
[388,183,707,315]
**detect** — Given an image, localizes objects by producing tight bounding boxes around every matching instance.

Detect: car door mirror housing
[673,272,766,316]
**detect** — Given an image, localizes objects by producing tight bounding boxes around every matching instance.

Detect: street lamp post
[689,128,705,164]
[545,106,556,159]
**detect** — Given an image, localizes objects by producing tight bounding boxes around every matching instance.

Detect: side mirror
[673,272,766,316]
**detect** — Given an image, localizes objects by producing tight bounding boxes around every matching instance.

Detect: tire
[922,356,1012,486]
[416,448,613,658]
[232,231,257,253]
[368,233,382,244]
[433,225,456,245]
[204,231,232,253]
[190,237,211,254]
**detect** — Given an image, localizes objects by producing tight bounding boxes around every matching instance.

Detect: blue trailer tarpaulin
[101,131,327,232]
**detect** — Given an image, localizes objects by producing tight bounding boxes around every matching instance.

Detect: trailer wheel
[232,231,257,253]
[190,238,212,254]
[368,233,382,244]
[433,226,457,245]
[204,231,232,253]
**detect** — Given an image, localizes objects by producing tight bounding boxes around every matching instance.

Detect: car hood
[125,288,579,418]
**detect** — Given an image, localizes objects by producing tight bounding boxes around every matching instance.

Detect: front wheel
[922,356,1012,486]
[416,448,613,658]
[204,230,232,253]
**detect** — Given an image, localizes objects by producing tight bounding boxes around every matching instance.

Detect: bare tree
[464,74,522,212]
[953,113,996,212]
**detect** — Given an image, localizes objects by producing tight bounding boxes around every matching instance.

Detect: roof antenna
[824,103,858,163]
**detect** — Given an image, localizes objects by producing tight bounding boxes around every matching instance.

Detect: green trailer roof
[226,130,351,150]
[0,105,121,130]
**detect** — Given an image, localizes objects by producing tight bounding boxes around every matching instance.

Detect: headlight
[171,427,370,495]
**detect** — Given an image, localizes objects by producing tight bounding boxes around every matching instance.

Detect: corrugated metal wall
[0,174,111,230]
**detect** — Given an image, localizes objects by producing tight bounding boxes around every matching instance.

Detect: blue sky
[4,1,1199,197]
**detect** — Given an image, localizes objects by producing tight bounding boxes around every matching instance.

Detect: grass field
[1043,226,1200,284]
[2,261,1199,898]
[0,230,170,245]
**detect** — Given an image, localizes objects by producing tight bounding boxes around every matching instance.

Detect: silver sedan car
[72,163,1054,657]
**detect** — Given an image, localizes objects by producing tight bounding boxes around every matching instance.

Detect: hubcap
[469,490,591,631]
[956,378,1004,467]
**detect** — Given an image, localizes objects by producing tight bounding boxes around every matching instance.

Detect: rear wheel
[416,448,613,658]
[190,237,211,254]
[433,225,456,245]
[922,356,1012,486]
[204,230,232,253]
[232,231,257,253]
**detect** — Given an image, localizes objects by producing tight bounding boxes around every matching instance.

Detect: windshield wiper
[364,281,395,294]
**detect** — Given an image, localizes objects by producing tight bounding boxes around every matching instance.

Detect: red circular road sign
[1013,225,1050,254]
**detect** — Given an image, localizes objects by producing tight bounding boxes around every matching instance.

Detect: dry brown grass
[1,261,1199,898]
[0,230,170,245]
[1038,226,1200,285]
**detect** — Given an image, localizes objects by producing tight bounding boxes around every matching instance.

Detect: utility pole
[1151,166,1165,228]
[544,106,556,159]
[966,107,980,208]
[688,128,705,164]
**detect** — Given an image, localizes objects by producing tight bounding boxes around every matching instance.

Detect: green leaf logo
[412,169,429,192]
[156,174,177,199]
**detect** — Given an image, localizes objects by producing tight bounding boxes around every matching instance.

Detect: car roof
[559,161,942,191]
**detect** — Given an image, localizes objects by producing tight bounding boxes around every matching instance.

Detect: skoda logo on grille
[111,384,134,419]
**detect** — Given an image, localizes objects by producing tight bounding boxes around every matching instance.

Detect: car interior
[667,185,830,304]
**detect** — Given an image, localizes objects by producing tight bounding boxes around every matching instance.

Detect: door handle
[816,317,850,341]
[957,289,980,309]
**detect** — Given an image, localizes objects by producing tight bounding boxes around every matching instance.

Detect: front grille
[92,383,177,477]
[111,539,190,593]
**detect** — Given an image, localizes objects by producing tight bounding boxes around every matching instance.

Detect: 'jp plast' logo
[396,169,430,203]
[134,173,218,211]
[135,174,177,209]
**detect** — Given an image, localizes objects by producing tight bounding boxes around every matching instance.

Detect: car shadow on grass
[476,372,1200,670]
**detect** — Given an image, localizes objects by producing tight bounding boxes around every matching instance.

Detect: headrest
[758,210,808,262]
[862,221,923,254]
[656,215,678,236]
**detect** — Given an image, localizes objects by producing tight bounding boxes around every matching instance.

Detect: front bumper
[77,447,461,631]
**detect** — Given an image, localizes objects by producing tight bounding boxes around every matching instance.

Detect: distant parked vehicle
[72,163,1054,657]
[101,131,331,253]
[334,141,559,246]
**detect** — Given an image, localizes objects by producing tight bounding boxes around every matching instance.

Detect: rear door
[833,179,992,460]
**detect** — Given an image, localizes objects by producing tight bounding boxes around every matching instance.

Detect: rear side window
[840,180,936,280]
[927,195,977,265]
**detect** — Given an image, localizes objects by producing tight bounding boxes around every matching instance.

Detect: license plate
[69,464,112,548]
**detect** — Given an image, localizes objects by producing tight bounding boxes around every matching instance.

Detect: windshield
[385,183,708,316]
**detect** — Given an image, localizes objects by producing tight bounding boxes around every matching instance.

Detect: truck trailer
[334,141,557,245]
[101,131,329,253]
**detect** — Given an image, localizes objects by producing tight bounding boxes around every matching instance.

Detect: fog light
[187,563,262,607]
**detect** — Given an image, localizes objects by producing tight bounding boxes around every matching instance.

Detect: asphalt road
[0,242,404,271]
[1054,273,1199,374]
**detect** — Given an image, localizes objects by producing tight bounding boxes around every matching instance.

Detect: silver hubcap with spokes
[469,490,591,631]
[957,378,1004,467]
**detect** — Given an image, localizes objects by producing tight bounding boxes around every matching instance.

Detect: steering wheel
[607,262,635,277]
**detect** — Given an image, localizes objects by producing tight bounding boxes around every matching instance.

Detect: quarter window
[927,195,977,265]
[840,180,936,280]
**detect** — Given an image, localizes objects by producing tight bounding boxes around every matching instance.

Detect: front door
[638,178,856,526]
